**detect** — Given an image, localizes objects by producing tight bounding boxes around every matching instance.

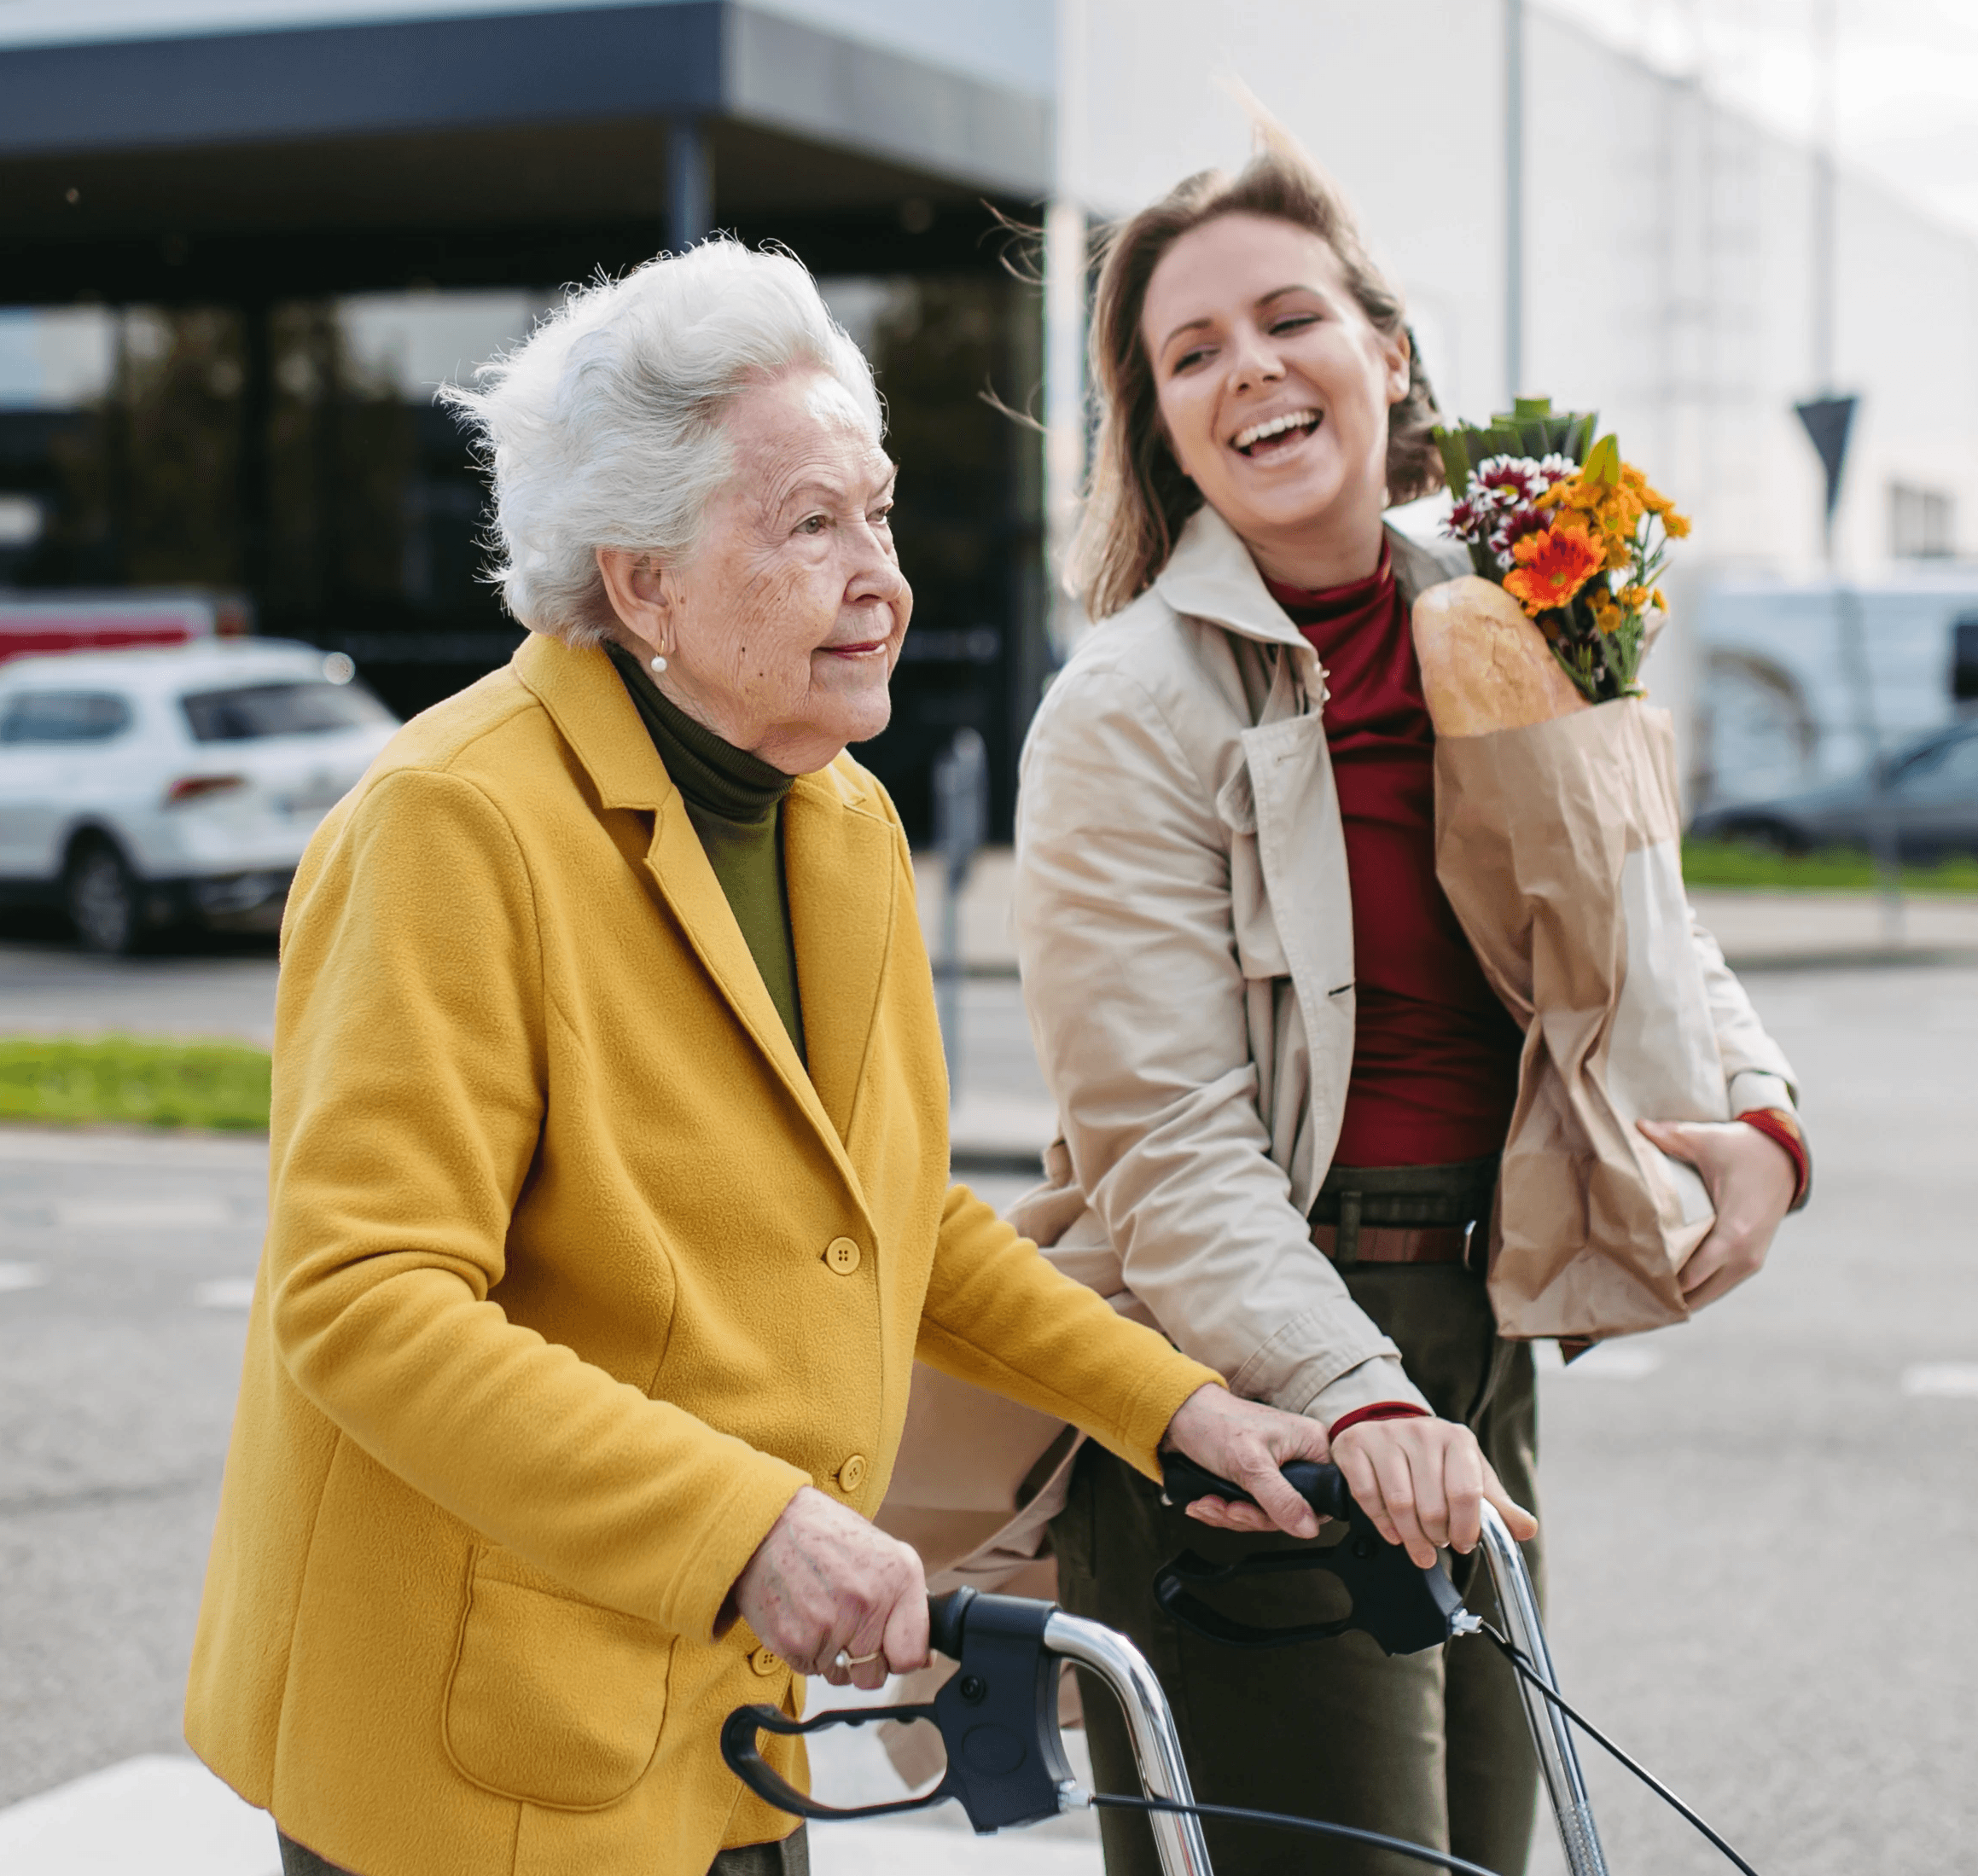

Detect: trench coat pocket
[443,1546,675,1810]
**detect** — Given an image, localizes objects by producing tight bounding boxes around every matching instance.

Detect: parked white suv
[0,640,399,953]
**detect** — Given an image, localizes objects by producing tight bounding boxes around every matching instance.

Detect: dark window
[0,690,132,744]
[180,680,393,742]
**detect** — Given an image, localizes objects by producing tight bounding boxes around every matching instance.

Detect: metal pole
[1504,0,1525,403]
[1045,0,1091,659]
[1478,1505,1611,1876]
[668,118,711,252]
[1811,0,1836,391]
[1046,1612,1213,1876]
[932,729,987,1101]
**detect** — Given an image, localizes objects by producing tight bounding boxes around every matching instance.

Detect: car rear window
[0,690,132,744]
[180,680,393,743]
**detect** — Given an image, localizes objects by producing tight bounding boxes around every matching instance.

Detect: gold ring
[840,1648,884,1667]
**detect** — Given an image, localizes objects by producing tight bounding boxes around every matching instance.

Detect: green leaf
[1433,426,1474,494]
[1583,433,1622,485]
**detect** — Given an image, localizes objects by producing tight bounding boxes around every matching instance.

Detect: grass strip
[0,1034,271,1132]
[1683,838,1978,896]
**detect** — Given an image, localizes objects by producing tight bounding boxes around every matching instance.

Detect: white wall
[1065,0,1510,444]
[1064,0,1978,586]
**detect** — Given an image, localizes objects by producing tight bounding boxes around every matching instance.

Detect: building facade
[4,0,1976,826]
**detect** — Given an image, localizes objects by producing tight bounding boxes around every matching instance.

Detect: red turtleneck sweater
[1265,548,1523,1167]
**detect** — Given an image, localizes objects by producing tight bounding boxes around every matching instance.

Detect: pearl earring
[650,653,667,673]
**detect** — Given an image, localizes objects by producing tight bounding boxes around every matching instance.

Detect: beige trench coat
[1010,504,1797,1418]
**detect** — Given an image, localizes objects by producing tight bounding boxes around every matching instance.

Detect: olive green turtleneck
[608,646,806,1062]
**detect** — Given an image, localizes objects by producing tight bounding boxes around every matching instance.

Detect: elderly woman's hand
[730,1487,928,1692]
[1638,1118,1797,1310]
[1159,1383,1335,1541]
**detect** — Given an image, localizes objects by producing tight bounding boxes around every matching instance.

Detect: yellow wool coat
[185,633,1219,1876]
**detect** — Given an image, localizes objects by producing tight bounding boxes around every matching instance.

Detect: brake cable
[1086,1792,1502,1873]
[1474,1620,1759,1876]
[1157,1455,1763,1876]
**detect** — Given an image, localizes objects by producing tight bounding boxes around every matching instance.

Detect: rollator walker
[724,1456,1653,1876]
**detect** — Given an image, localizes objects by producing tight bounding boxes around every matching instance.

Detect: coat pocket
[443,1546,675,1811]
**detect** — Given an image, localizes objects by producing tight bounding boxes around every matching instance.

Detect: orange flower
[1504,522,1603,615]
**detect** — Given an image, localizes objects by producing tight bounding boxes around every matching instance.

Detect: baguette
[1412,576,1592,738]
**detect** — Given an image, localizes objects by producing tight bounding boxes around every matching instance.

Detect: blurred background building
[3,0,1978,831]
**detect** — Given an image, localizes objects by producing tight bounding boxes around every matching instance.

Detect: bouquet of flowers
[1436,398,1690,702]
[1411,400,1730,1344]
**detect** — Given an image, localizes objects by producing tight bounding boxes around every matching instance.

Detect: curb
[1725,947,1978,973]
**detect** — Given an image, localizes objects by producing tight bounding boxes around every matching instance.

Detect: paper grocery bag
[1434,697,1727,1339]
[873,1361,1079,1595]
[872,1365,1082,1784]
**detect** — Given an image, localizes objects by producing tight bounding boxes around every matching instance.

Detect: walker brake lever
[1157,1454,1471,1657]
[721,1587,1077,1833]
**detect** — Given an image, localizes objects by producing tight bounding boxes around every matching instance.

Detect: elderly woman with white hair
[183,240,1333,1876]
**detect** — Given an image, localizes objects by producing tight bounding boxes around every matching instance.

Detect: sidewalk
[916,847,1978,976]
[0,1744,1103,1876]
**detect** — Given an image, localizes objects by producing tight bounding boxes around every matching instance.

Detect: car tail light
[164,774,247,806]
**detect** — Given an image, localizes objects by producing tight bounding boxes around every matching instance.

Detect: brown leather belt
[1312,1222,1473,1266]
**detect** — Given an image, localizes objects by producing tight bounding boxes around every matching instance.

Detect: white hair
[443,240,884,644]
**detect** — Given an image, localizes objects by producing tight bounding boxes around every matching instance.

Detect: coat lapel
[782,766,898,1146]
[512,634,851,1163]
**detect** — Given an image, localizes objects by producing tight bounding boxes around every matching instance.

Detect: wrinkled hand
[730,1486,928,1691]
[1330,1415,1538,1568]
[1159,1383,1334,1540]
[1638,1118,1796,1310]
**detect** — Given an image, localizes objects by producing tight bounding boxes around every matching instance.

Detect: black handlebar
[927,1584,972,1662]
[1159,1452,1358,1522]
[1155,1453,1468,1657]
[721,1585,1074,1834]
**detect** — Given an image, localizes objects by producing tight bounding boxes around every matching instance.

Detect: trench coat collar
[514,632,892,1175]
[1152,502,1465,648]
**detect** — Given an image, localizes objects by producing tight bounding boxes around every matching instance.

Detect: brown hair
[1072,127,1444,621]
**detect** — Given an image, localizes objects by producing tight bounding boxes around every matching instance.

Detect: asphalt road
[0,951,1973,1874]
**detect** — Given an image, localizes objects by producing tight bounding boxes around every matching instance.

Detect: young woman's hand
[1329,1416,1538,1567]
[1638,1118,1797,1310]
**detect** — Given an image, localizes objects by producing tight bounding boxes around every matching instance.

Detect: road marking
[0,1752,1100,1876]
[0,1262,46,1292]
[1901,1362,1978,1399]
[193,1279,257,1310]
[0,1755,279,1875]
[56,1198,237,1230]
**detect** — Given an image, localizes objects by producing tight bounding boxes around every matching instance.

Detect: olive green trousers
[1051,1264,1541,1876]
[277,1825,810,1875]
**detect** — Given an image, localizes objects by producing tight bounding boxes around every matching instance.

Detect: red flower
[1504,522,1602,615]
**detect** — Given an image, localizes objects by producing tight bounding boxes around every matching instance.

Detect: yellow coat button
[824,1237,861,1275]
[837,1453,869,1493]
[750,1647,783,1677]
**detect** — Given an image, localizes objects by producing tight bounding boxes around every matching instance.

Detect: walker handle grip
[1161,1453,1355,1522]
[1157,1454,1468,1657]
[927,1585,974,1660]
